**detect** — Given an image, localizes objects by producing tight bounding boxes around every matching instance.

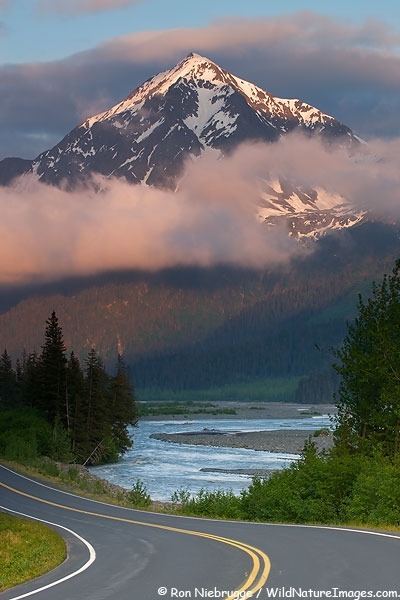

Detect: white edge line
[0,505,96,600]
[269,522,400,541]
[2,465,400,540]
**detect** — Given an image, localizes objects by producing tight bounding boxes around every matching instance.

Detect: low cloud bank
[1,135,399,286]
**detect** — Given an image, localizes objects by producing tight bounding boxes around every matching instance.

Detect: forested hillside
[1,223,399,403]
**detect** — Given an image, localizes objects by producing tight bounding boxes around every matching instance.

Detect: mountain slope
[0,53,359,191]
[1,222,399,401]
[257,178,365,239]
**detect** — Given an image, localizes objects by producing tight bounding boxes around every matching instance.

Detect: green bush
[37,459,61,478]
[128,480,151,508]
[49,416,73,463]
[240,442,368,525]
[174,487,242,519]
[343,454,400,525]
[0,409,53,463]
[171,487,191,507]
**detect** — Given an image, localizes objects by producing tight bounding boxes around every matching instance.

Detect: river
[89,414,331,501]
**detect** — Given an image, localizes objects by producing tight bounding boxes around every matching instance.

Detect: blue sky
[0,0,400,63]
[1,1,399,159]
[2,1,400,64]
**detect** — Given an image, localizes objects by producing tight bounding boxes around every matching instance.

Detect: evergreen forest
[0,311,138,465]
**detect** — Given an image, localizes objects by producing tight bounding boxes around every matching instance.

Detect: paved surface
[1,465,400,600]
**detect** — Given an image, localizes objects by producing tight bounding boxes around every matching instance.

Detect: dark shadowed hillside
[1,222,399,402]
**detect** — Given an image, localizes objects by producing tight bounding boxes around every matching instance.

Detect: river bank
[151,427,334,455]
[142,401,336,422]
[147,402,335,455]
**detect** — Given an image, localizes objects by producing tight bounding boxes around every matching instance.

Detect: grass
[137,401,237,417]
[137,376,303,404]
[0,512,66,592]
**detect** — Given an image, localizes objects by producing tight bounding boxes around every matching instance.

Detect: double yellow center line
[1,480,271,599]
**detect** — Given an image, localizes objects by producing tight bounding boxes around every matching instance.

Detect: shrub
[171,487,191,508]
[343,454,400,525]
[175,488,242,519]
[240,442,364,524]
[0,408,54,463]
[128,480,151,508]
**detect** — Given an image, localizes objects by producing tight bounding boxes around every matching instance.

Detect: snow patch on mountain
[257,180,366,239]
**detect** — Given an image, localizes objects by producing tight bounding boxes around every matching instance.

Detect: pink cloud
[1,135,400,286]
[37,0,145,15]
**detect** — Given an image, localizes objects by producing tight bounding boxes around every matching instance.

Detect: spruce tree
[110,354,138,455]
[18,350,41,409]
[66,351,85,455]
[39,311,67,424]
[0,349,17,409]
[82,347,113,464]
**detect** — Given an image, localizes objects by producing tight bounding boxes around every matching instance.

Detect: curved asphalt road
[1,465,400,600]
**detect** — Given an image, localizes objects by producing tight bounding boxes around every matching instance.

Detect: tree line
[0,311,137,465]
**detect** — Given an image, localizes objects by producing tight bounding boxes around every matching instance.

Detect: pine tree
[39,311,67,424]
[18,350,41,409]
[81,347,113,465]
[66,351,85,455]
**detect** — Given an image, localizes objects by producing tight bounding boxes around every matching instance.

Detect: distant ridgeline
[0,311,138,465]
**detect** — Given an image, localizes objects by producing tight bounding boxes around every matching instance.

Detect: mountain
[0,53,360,186]
[0,53,364,239]
[1,52,392,403]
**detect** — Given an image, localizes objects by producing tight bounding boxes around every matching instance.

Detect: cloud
[36,0,145,15]
[1,12,400,161]
[0,144,301,286]
[1,135,400,287]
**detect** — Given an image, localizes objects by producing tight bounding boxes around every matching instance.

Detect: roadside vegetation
[171,444,400,527]
[0,512,66,592]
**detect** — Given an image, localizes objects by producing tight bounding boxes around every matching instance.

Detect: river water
[89,415,331,501]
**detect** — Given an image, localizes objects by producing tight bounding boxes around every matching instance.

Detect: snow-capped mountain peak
[0,53,364,239]
[83,53,231,128]
[82,52,347,141]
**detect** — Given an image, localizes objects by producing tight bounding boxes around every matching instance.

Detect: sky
[0,1,400,287]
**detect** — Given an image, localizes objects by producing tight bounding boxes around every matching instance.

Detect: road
[1,465,400,600]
